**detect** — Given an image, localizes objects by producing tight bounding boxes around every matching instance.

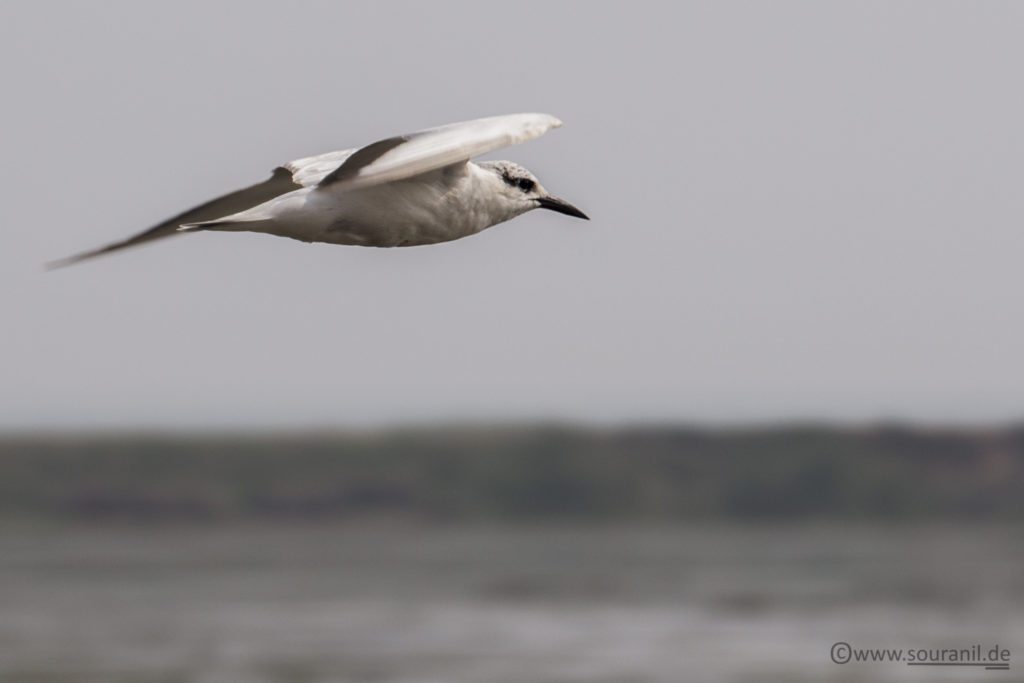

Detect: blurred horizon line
[4,417,1024,438]
[3,420,1023,522]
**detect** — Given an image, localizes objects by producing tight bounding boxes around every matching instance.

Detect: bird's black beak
[536,195,589,220]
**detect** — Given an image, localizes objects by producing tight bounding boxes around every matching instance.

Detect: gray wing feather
[317,113,562,191]
[47,167,302,268]
[282,148,356,186]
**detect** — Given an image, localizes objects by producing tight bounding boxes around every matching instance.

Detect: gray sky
[3,1,1023,429]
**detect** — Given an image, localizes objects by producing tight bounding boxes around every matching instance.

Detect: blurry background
[2,1,1023,681]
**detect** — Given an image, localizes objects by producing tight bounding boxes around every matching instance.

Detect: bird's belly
[321,218,477,247]
[317,185,484,247]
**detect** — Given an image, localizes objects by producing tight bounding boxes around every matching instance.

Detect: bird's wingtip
[535,113,562,129]
[43,257,75,271]
[44,250,102,270]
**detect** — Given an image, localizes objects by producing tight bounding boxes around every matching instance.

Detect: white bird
[50,113,588,268]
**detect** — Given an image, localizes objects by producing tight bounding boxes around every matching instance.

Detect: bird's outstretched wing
[317,113,562,190]
[47,149,357,268]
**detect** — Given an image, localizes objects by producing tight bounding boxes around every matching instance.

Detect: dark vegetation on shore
[1,424,1022,522]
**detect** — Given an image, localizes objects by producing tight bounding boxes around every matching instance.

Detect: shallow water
[0,523,1019,682]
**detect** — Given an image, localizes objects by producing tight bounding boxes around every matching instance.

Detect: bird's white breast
[262,163,518,247]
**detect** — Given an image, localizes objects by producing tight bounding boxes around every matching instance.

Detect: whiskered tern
[50,113,588,268]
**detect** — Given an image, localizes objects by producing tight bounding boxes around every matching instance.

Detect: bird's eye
[517,178,535,192]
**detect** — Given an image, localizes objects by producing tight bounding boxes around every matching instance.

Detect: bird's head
[479,161,589,222]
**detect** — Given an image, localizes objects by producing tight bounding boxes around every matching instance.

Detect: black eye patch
[501,171,535,193]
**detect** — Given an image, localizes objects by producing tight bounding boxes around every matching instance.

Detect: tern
[50,113,588,268]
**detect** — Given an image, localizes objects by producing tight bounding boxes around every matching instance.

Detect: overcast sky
[3,2,1023,429]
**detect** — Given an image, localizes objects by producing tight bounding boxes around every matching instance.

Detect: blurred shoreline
[3,425,1022,682]
[2,423,1022,523]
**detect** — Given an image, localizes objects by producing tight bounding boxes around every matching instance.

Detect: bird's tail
[177,219,263,233]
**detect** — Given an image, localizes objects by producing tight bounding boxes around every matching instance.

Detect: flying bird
[50,113,588,268]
